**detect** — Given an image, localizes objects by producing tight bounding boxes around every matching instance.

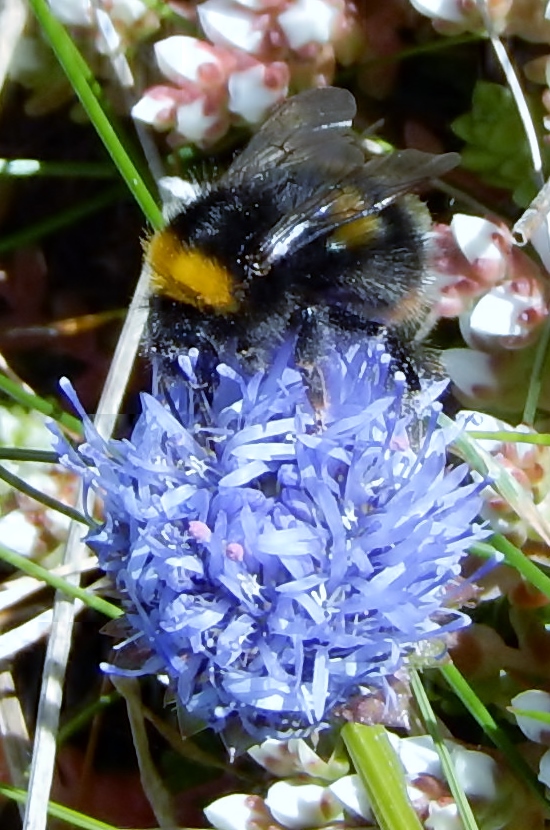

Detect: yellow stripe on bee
[145,229,239,312]
[322,187,381,249]
[329,214,381,248]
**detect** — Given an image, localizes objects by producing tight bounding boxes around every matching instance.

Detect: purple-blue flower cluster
[54,340,486,739]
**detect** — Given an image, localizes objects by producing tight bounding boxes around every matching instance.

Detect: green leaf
[452,80,549,206]
[342,723,423,830]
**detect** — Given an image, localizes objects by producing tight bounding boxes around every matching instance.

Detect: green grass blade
[342,723,423,830]
[0,782,120,830]
[440,662,550,812]
[57,691,120,745]
[0,158,116,178]
[0,373,82,434]
[0,542,122,620]
[524,314,550,425]
[471,536,550,599]
[0,463,91,527]
[0,185,124,254]
[410,670,480,830]
[0,448,59,463]
[26,0,164,230]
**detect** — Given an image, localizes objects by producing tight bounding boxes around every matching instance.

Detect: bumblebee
[144,87,459,389]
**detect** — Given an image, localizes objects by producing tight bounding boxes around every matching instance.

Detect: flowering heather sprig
[129,0,362,145]
[455,411,550,553]
[131,35,291,147]
[54,340,486,740]
[430,213,550,413]
[204,735,527,830]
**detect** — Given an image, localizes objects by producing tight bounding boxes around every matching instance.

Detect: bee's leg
[292,307,331,408]
[146,296,225,401]
[326,305,426,392]
[379,331,422,392]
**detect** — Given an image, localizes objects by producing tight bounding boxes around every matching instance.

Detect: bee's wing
[222,87,365,183]
[360,148,460,187]
[255,149,460,267]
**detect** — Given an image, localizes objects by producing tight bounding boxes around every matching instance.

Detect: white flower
[48,0,92,26]
[131,87,176,130]
[204,794,268,830]
[538,749,550,788]
[277,0,341,49]
[450,214,506,267]
[511,689,550,744]
[248,737,349,780]
[460,279,548,350]
[233,0,278,8]
[441,348,500,400]
[425,800,462,830]
[154,36,225,85]
[228,63,288,123]
[0,510,38,557]
[175,97,228,144]
[531,214,550,273]
[328,774,372,820]
[110,0,150,26]
[198,0,266,55]
[389,733,442,778]
[447,745,498,801]
[132,35,234,144]
[248,739,301,776]
[408,0,471,24]
[48,0,154,35]
[265,781,343,829]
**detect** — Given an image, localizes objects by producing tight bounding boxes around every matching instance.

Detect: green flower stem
[445,413,550,549]
[0,373,82,434]
[342,723,423,830]
[510,707,550,727]
[365,33,481,68]
[440,663,549,811]
[0,782,120,830]
[0,463,91,527]
[0,448,59,463]
[27,0,164,230]
[0,542,122,620]
[0,159,116,178]
[0,185,124,254]
[57,691,120,744]
[524,313,550,425]
[410,670,480,830]
[472,535,550,600]
[468,431,550,445]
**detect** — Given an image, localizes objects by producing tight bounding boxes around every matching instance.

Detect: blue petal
[57,338,490,740]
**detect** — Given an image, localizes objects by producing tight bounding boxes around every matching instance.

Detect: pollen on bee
[328,214,381,249]
[322,185,383,250]
[145,228,239,313]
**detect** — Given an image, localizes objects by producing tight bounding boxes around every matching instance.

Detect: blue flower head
[54,340,486,740]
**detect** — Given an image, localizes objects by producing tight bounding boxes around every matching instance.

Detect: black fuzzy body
[147,165,427,384]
